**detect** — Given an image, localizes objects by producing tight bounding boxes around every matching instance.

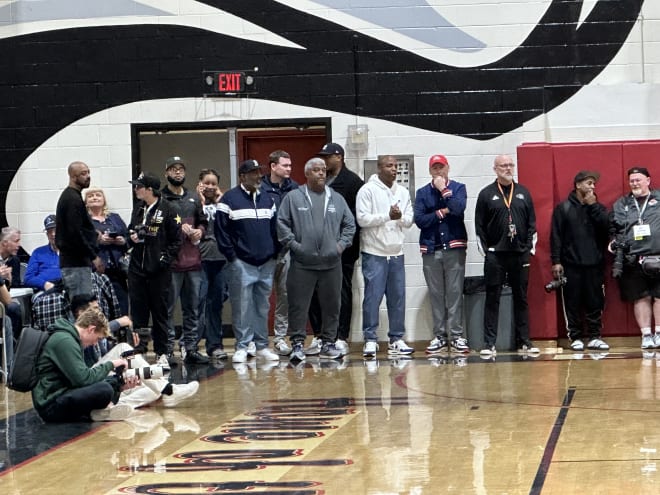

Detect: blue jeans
[361,252,406,342]
[227,258,276,351]
[61,266,92,299]
[167,270,203,352]
[198,260,227,353]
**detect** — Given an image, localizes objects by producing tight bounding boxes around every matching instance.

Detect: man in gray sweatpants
[277,157,356,362]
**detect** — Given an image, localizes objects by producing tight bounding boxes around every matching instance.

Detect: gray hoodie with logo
[277,185,356,270]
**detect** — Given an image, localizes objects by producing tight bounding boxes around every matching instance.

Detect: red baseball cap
[429,154,448,167]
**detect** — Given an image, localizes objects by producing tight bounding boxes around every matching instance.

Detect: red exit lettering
[217,73,242,92]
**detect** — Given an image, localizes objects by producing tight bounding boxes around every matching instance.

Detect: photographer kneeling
[32,306,138,423]
[72,295,199,410]
[550,171,610,352]
[610,167,660,349]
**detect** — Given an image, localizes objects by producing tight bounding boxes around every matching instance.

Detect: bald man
[56,161,103,299]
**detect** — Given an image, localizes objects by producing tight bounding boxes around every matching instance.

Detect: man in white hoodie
[356,155,414,358]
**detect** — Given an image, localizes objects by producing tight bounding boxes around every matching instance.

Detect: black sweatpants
[560,263,605,341]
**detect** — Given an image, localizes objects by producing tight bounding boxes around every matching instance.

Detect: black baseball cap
[165,156,185,170]
[317,142,345,157]
[238,159,260,175]
[129,171,161,190]
[628,166,650,177]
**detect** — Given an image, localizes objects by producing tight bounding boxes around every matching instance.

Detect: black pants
[484,252,530,348]
[38,381,115,423]
[561,264,604,341]
[128,269,172,356]
[309,260,355,341]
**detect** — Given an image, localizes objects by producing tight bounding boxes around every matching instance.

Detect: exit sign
[203,71,256,95]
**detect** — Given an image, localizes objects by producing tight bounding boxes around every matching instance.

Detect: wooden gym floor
[1,341,659,494]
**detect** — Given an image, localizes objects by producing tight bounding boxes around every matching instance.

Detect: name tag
[634,224,651,240]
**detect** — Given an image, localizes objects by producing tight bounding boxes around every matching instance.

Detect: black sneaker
[184,349,210,365]
[290,342,306,363]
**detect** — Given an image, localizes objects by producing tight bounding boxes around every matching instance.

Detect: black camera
[132,225,148,241]
[544,277,567,293]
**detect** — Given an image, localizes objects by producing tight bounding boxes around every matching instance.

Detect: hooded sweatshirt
[356,174,414,257]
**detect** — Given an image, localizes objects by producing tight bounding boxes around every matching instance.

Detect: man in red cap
[414,154,469,355]
[550,170,609,352]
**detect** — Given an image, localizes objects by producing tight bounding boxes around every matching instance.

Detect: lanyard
[497,182,514,220]
[633,194,650,225]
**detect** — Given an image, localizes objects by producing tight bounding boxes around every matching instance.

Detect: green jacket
[31,318,116,411]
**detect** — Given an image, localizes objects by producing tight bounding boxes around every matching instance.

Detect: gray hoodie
[277,185,356,270]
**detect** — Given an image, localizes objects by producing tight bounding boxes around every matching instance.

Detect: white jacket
[356,174,413,256]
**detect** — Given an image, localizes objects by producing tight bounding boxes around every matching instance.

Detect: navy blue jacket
[215,185,277,266]
[414,180,468,254]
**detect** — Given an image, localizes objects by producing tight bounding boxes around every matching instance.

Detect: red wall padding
[518,140,660,339]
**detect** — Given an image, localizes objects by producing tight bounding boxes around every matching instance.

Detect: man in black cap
[160,156,209,365]
[127,171,181,366]
[307,143,364,355]
[610,166,660,349]
[25,215,61,291]
[550,170,609,352]
[215,160,280,364]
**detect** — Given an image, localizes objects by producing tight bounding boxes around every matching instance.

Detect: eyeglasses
[497,163,515,169]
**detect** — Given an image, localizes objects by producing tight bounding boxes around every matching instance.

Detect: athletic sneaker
[426,337,448,354]
[155,354,172,372]
[211,348,228,360]
[450,337,470,354]
[184,349,210,365]
[320,343,342,360]
[334,339,349,356]
[162,381,199,408]
[641,333,655,349]
[363,341,379,358]
[586,338,610,350]
[232,348,248,363]
[274,338,292,356]
[304,336,322,356]
[91,403,133,422]
[518,342,540,354]
[570,339,584,351]
[256,347,280,361]
[480,346,497,356]
[387,339,414,356]
[654,333,660,348]
[247,341,257,357]
[290,342,306,362]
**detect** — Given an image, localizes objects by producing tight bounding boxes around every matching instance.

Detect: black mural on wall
[0,0,644,225]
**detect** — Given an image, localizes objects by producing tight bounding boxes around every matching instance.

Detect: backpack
[8,326,52,392]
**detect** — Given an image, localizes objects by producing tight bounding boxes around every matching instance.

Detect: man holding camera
[610,167,660,349]
[550,171,610,351]
[127,172,181,366]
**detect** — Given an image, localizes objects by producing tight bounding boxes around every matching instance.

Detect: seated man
[31,306,136,422]
[24,215,61,291]
[0,226,23,288]
[71,294,199,409]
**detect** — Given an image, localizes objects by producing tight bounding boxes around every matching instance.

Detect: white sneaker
[387,339,414,356]
[256,347,280,361]
[304,337,322,356]
[273,338,292,356]
[586,338,610,350]
[162,381,199,408]
[232,348,248,363]
[335,339,349,356]
[155,354,172,372]
[90,403,134,422]
[363,341,379,358]
[642,334,655,349]
[247,342,257,357]
[570,339,584,351]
